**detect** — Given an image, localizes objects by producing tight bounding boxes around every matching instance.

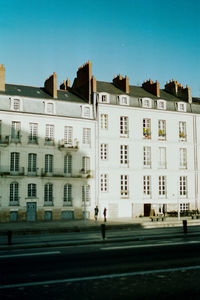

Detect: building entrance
[144,204,151,216]
[26,202,37,221]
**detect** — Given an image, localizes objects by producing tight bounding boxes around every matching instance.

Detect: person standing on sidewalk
[94,205,99,221]
[103,207,107,222]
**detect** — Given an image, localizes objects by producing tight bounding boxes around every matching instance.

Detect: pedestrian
[94,205,99,221]
[103,207,107,222]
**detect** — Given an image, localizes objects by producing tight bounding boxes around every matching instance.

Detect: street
[1,232,200,299]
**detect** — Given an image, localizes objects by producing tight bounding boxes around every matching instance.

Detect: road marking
[101,240,200,250]
[0,251,60,259]
[1,265,200,289]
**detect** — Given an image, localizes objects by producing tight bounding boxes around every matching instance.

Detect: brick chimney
[44,72,57,98]
[60,78,71,90]
[0,64,5,92]
[113,74,129,94]
[72,61,96,103]
[165,79,191,103]
[142,79,160,97]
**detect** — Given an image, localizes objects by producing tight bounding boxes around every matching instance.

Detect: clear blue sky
[1,0,200,96]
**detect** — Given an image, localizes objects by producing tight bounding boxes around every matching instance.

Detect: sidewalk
[0,216,200,235]
[0,217,200,250]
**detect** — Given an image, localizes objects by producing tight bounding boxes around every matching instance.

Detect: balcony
[58,139,79,151]
[158,130,166,141]
[44,200,54,206]
[80,169,93,178]
[179,132,187,142]
[143,129,151,139]
[41,168,83,178]
[28,137,38,144]
[10,135,21,144]
[0,166,24,176]
[0,135,9,146]
[44,138,55,146]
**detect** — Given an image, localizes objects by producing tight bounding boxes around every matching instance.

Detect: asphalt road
[1,235,200,299]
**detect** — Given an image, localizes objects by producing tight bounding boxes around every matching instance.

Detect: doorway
[144,204,151,216]
[26,202,37,221]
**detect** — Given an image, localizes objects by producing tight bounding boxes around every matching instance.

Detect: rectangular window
[180,176,187,197]
[101,114,108,129]
[159,176,166,196]
[120,175,128,196]
[158,120,166,139]
[29,123,38,143]
[179,122,187,141]
[83,107,90,118]
[82,156,90,173]
[159,147,166,169]
[44,183,53,203]
[64,184,72,205]
[64,126,73,145]
[13,99,20,111]
[83,128,91,145]
[10,152,19,172]
[64,154,72,175]
[45,124,54,142]
[120,145,128,165]
[143,175,151,196]
[180,148,187,169]
[11,121,21,142]
[28,153,37,172]
[101,95,108,103]
[143,146,151,168]
[45,154,53,173]
[10,182,19,203]
[120,116,128,136]
[28,183,37,198]
[100,144,108,160]
[82,185,90,202]
[180,203,189,212]
[101,174,108,192]
[143,119,151,139]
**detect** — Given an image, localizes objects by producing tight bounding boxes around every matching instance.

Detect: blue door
[26,202,36,221]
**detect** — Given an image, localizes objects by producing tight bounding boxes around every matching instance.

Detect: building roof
[97,81,187,102]
[0,84,87,103]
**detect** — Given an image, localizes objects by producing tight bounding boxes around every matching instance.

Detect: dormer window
[177,102,186,112]
[157,100,166,110]
[10,98,23,111]
[98,93,110,103]
[44,101,55,115]
[82,105,91,118]
[142,98,152,108]
[118,95,129,106]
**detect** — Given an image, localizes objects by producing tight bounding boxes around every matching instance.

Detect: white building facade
[0,62,200,222]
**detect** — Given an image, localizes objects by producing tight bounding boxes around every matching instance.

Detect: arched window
[64,184,72,206]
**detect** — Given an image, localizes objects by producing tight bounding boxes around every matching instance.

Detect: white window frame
[29,123,38,143]
[82,105,91,118]
[83,128,91,146]
[120,145,128,166]
[64,126,73,145]
[82,185,91,202]
[10,98,23,111]
[179,176,187,198]
[159,176,166,197]
[101,114,108,129]
[101,174,108,192]
[64,154,72,175]
[64,184,72,205]
[28,153,37,173]
[98,92,110,103]
[82,156,90,173]
[180,203,189,212]
[118,95,129,106]
[44,183,53,203]
[177,102,186,112]
[11,121,21,141]
[28,183,37,198]
[142,98,152,108]
[100,144,108,160]
[179,121,187,141]
[158,120,166,140]
[143,118,151,139]
[143,175,151,197]
[159,147,166,169]
[120,116,129,137]
[45,154,53,173]
[45,124,54,142]
[157,99,166,110]
[10,182,19,203]
[143,146,151,168]
[10,152,20,172]
[179,148,187,169]
[44,101,55,115]
[120,175,129,197]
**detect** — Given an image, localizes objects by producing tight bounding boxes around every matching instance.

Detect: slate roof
[0,84,87,103]
[97,81,188,102]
